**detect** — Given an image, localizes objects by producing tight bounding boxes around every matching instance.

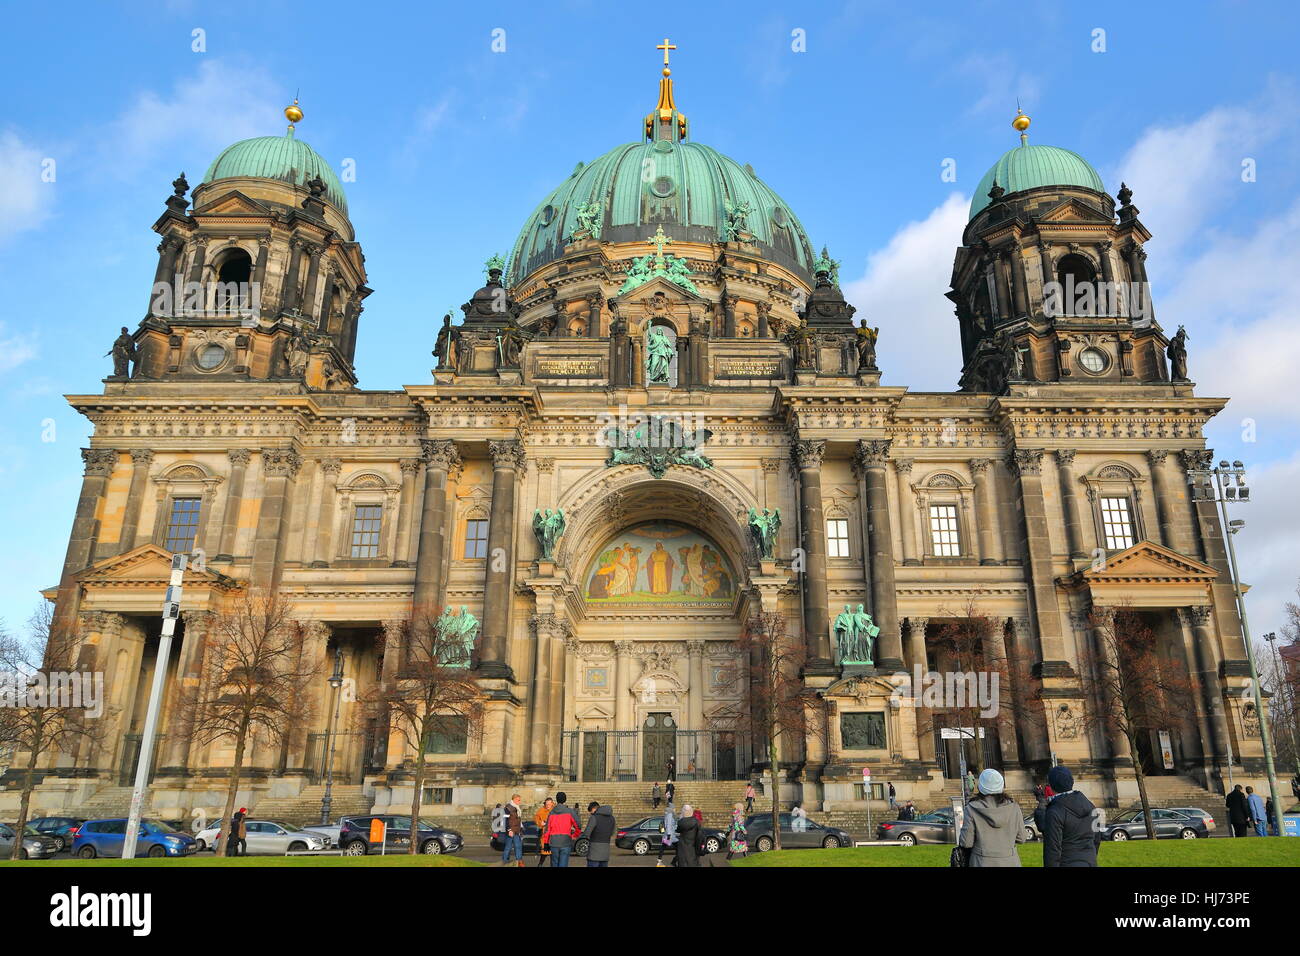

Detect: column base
[875,656,905,672]
[309,560,330,568]
[902,559,922,566]
[979,558,999,566]
[476,661,516,682]
[804,658,838,677]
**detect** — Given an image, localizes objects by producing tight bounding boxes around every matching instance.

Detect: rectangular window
[928,504,961,557]
[350,504,383,558]
[826,518,850,558]
[424,717,469,754]
[464,519,489,559]
[422,787,453,805]
[1100,496,1135,549]
[164,497,202,553]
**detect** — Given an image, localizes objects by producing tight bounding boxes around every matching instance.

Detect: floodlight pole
[123,553,187,859]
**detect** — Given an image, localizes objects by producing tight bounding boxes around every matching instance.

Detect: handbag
[949,845,971,867]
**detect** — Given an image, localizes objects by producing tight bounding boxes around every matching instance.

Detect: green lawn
[1,854,482,868]
[732,839,1300,867]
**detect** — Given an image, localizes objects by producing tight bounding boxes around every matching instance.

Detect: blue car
[73,818,198,858]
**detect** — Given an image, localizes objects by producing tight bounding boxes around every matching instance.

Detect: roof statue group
[833,604,879,666]
[432,606,480,665]
[531,508,567,561]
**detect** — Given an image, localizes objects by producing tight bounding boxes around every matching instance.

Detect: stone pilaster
[412,440,460,609]
[793,439,833,672]
[1054,449,1088,560]
[51,449,118,638]
[216,448,253,562]
[613,640,633,732]
[118,448,154,553]
[904,618,935,761]
[1006,448,1070,672]
[894,458,920,565]
[479,440,525,679]
[149,236,183,315]
[969,458,1002,565]
[393,458,420,567]
[855,440,903,670]
[250,448,301,590]
[527,613,565,773]
[1146,449,1181,551]
[308,458,341,567]
[1180,605,1231,768]
[687,640,706,731]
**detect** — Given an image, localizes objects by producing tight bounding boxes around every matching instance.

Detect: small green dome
[202,132,347,214]
[508,139,816,283]
[970,143,1105,219]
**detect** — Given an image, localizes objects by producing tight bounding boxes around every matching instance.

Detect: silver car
[193,819,332,854]
[0,822,61,860]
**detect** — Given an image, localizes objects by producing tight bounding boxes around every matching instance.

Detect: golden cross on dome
[657,37,677,68]
[646,225,673,268]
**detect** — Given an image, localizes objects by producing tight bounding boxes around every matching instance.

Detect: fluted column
[159,609,214,771]
[216,448,252,562]
[393,458,419,567]
[250,448,301,590]
[894,458,920,565]
[1054,449,1088,560]
[117,449,154,552]
[613,640,633,732]
[479,440,525,679]
[412,440,460,609]
[283,621,331,771]
[794,439,833,671]
[51,449,118,638]
[969,458,1002,565]
[855,439,904,670]
[1146,450,1181,551]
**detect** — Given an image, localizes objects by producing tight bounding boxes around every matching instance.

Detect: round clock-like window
[196,343,227,370]
[540,204,556,226]
[1078,348,1107,373]
[651,175,675,198]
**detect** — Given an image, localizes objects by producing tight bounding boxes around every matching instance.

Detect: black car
[614,816,726,855]
[337,815,463,855]
[875,808,956,845]
[746,813,851,851]
[489,821,591,857]
[26,816,85,853]
[1102,807,1208,840]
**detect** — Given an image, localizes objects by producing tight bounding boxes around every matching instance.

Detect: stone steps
[253,786,373,826]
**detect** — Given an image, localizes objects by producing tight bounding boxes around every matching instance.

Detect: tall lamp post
[320,648,345,827]
[1188,458,1284,836]
[1263,632,1300,775]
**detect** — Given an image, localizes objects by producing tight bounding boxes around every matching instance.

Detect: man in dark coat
[1033,767,1099,867]
[583,802,616,867]
[675,805,701,867]
[226,807,247,857]
[1225,784,1251,838]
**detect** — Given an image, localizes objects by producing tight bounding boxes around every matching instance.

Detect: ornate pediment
[1079,541,1217,584]
[75,544,237,590]
[191,190,273,217]
[1036,197,1114,225]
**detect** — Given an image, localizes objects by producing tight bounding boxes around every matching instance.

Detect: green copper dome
[970,143,1105,219]
[508,139,816,284]
[201,132,348,214]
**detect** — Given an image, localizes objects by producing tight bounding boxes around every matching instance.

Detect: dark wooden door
[642,713,676,781]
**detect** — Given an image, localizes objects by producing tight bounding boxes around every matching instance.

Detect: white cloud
[841,192,969,390]
[0,130,55,242]
[953,54,1042,120]
[0,321,37,372]
[1231,452,1300,643]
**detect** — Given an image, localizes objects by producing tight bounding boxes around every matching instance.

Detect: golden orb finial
[285,98,304,127]
[1012,108,1030,132]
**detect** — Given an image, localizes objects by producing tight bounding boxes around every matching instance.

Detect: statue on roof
[855,320,879,371]
[813,246,841,286]
[171,172,189,199]
[721,199,753,240]
[107,327,138,378]
[1167,325,1189,381]
[645,325,675,383]
[574,199,603,239]
[305,174,326,198]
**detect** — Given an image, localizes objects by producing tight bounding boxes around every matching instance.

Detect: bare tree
[0,605,105,859]
[1077,605,1195,839]
[172,590,320,857]
[360,606,483,854]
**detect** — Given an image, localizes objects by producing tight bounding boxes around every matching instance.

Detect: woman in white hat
[958,768,1026,867]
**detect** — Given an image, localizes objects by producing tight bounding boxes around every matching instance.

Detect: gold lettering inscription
[537,359,601,376]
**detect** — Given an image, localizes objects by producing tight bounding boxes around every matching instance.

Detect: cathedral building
[11,49,1265,822]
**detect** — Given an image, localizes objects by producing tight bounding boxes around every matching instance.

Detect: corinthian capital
[852,438,892,472]
[1007,448,1043,477]
[262,448,303,478]
[421,438,462,472]
[81,448,118,476]
[488,439,527,473]
[793,439,827,470]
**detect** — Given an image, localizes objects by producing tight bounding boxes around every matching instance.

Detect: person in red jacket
[544,792,581,867]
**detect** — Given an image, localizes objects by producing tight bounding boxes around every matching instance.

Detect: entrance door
[642,713,676,780]
[582,731,608,782]
[715,732,736,780]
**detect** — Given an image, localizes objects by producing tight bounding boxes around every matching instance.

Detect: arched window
[1083,462,1147,552]
[1056,253,1096,316]
[213,248,253,313]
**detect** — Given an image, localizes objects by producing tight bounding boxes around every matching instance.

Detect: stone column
[1006,449,1070,668]
[300,244,323,324]
[687,640,706,731]
[307,458,341,567]
[281,238,305,313]
[723,294,738,338]
[283,621,331,773]
[185,236,208,288]
[894,458,920,565]
[479,440,525,679]
[51,449,118,637]
[160,608,214,772]
[969,458,1002,565]
[527,614,560,771]
[756,301,771,338]
[1088,607,1132,762]
[994,252,1013,321]
[1146,450,1181,551]
[117,449,154,552]
[675,332,690,387]
[1010,615,1048,763]
[855,440,904,670]
[393,458,420,567]
[613,640,633,732]
[1096,241,1115,314]
[905,618,936,761]
[1054,449,1088,560]
[149,236,183,315]
[412,440,460,609]
[793,439,834,671]
[250,448,301,590]
[1172,608,1216,774]
[252,235,271,294]
[983,619,1022,765]
[216,448,253,562]
[379,619,405,685]
[1183,605,1230,766]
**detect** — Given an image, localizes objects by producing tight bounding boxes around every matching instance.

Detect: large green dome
[201,132,348,214]
[508,139,817,284]
[970,143,1105,219]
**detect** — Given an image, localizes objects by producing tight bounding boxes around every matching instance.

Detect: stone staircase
[69,786,134,819]
[1128,775,1226,825]
[253,786,373,826]
[545,780,772,829]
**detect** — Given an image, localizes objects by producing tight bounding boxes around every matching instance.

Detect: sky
[1,0,1298,647]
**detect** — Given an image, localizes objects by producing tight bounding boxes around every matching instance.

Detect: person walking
[1245,786,1267,837]
[652,782,662,810]
[958,769,1025,867]
[744,782,756,815]
[964,769,977,798]
[676,804,701,867]
[899,801,916,821]
[656,802,678,866]
[544,792,581,867]
[225,807,247,857]
[666,756,676,782]
[692,805,703,824]
[1033,766,1100,867]
[533,797,554,866]
[1226,784,1250,838]
[1265,796,1276,836]
[725,803,748,861]
[1291,772,1300,803]
[583,801,616,867]
[791,803,808,832]
[665,780,675,806]
[502,794,525,867]
[888,782,897,811]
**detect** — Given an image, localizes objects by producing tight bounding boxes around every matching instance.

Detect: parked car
[745,813,852,851]
[489,820,591,857]
[73,818,198,858]
[192,819,332,854]
[1169,807,1217,833]
[336,815,462,855]
[1102,807,1208,840]
[876,808,955,845]
[26,816,86,853]
[1022,815,1040,842]
[613,816,726,856]
[0,822,62,860]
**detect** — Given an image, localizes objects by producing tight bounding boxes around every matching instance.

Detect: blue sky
[2,0,1298,645]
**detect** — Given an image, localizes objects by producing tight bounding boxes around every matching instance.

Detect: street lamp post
[320,648,345,827]
[1188,459,1284,837]
[1263,632,1300,775]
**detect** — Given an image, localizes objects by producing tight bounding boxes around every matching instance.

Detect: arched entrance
[642,712,677,779]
